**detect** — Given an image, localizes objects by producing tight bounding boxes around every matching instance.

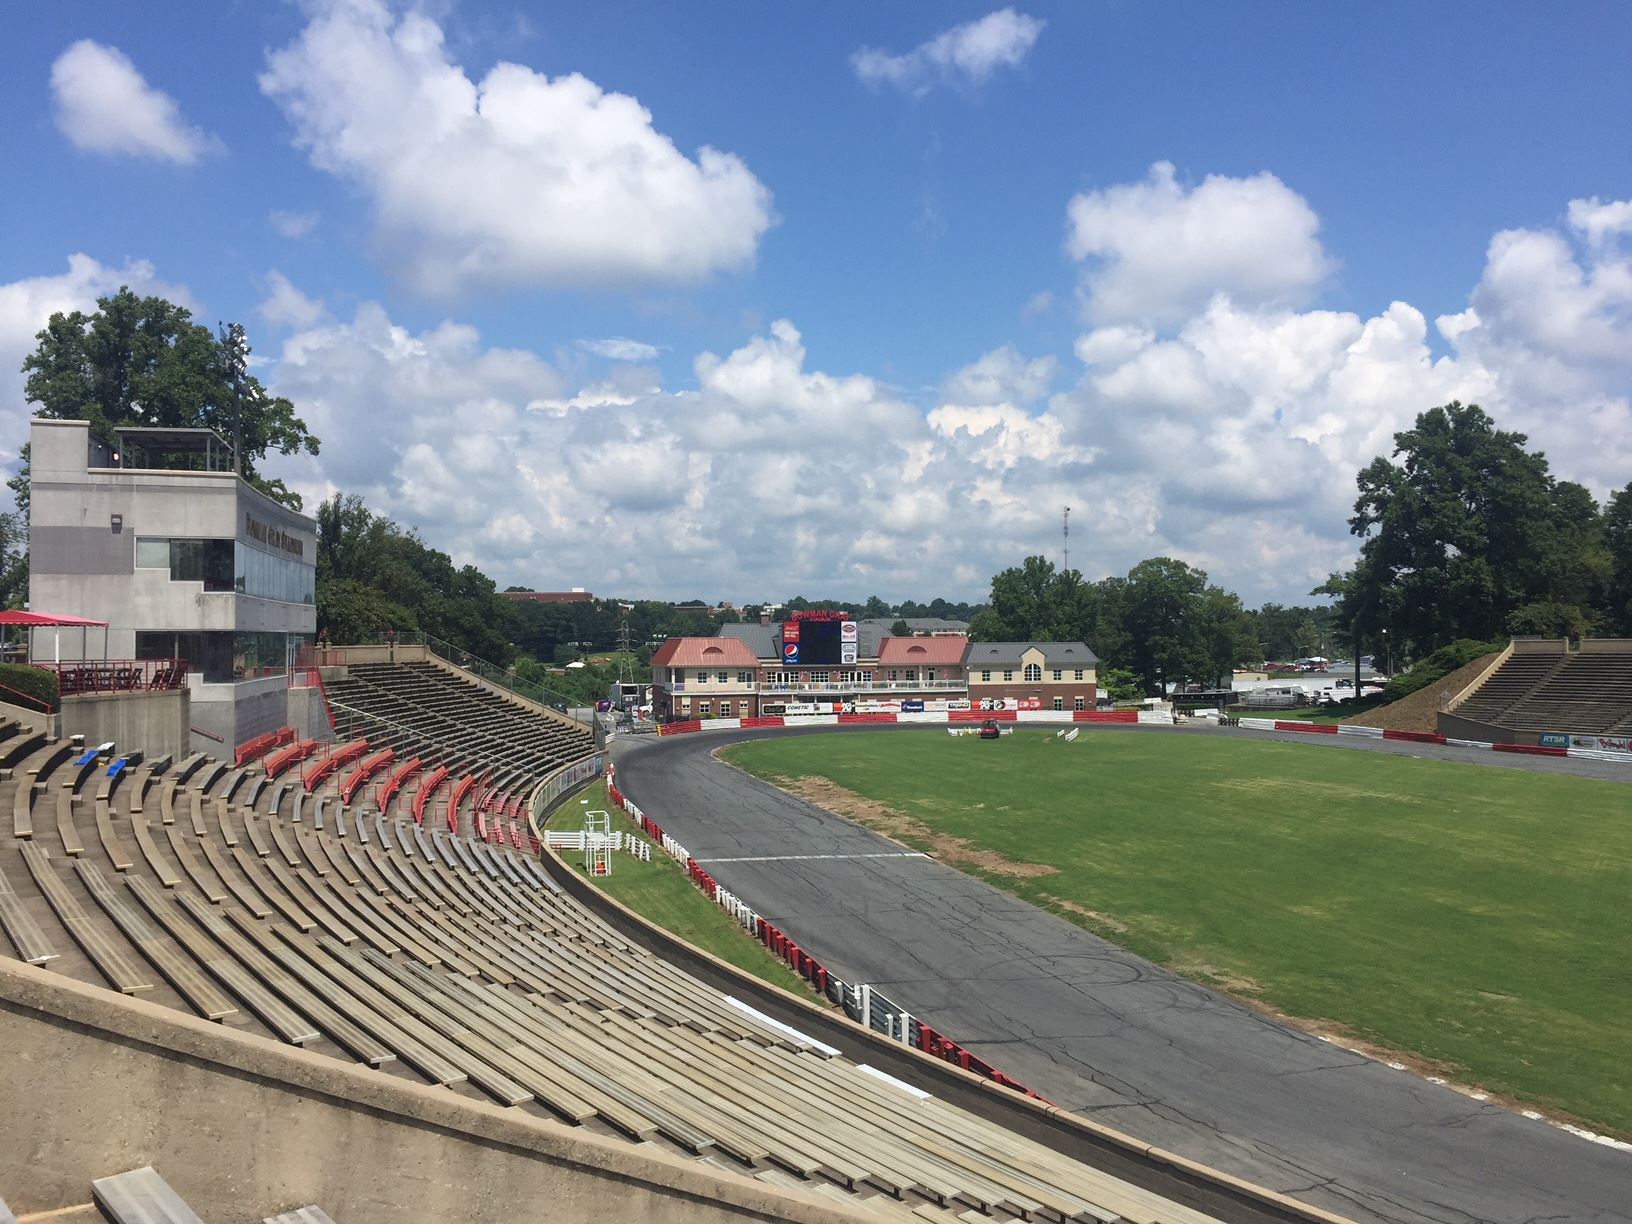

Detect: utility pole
[616,619,635,685]
[1062,505,1071,572]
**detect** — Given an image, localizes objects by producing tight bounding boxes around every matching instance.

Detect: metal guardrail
[41,658,188,696]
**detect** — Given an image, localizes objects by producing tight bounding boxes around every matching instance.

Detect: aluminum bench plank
[76,858,238,1021]
[174,893,391,1066]
[163,824,228,903]
[0,854,57,964]
[129,818,183,888]
[95,798,135,871]
[55,785,85,857]
[20,842,151,994]
[91,1166,205,1224]
[126,875,319,1045]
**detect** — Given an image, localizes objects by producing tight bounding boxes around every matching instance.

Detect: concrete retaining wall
[0,697,59,737]
[0,959,865,1224]
[60,688,188,759]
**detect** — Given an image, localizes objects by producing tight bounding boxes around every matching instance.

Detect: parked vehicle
[1236,686,1312,709]
[978,719,1002,739]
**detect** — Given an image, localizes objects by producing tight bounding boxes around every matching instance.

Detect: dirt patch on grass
[1050,898,1130,933]
[779,775,1060,880]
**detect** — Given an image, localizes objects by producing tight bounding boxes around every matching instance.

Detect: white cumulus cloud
[259,0,774,297]
[1066,161,1332,327]
[51,40,221,164]
[258,271,328,331]
[577,337,662,362]
[853,9,1045,95]
[269,209,321,240]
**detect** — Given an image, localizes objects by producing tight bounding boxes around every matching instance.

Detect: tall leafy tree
[1122,557,1208,693]
[1605,483,1632,635]
[17,286,319,511]
[1334,402,1603,657]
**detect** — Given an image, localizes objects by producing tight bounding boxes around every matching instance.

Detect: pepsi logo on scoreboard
[783,642,800,664]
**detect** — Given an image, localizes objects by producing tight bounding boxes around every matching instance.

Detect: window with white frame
[1074,695,1086,710]
[981,669,991,681]
[1003,669,1014,681]
[1053,696,1064,711]
[1074,668,1085,680]
[1024,663,1042,682]
[1052,668,1062,681]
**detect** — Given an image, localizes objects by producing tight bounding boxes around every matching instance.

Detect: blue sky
[3,3,1630,605]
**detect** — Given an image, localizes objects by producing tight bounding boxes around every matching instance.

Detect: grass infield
[721,729,1632,1135]
[557,780,813,997]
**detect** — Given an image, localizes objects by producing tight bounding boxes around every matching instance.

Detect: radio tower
[1063,505,1071,572]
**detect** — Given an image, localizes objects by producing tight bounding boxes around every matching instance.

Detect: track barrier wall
[1233,717,1631,763]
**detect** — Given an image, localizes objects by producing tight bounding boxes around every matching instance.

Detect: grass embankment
[723,730,1632,1136]
[1255,694,1389,723]
[554,780,813,996]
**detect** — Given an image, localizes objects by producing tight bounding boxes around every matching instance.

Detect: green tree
[18,287,320,511]
[1604,483,1632,634]
[315,492,518,662]
[1122,557,1208,694]
[890,618,911,636]
[0,508,27,611]
[1337,402,1602,657]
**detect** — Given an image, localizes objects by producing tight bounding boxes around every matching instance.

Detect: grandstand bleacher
[1448,643,1632,736]
[0,679,1237,1224]
[322,661,594,832]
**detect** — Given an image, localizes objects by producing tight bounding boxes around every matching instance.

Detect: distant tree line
[317,494,518,663]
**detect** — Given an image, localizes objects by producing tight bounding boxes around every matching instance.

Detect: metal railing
[39,658,189,697]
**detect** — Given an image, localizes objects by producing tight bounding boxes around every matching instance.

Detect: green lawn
[554,781,815,997]
[722,730,1632,1135]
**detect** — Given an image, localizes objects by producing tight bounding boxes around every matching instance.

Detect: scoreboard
[781,613,857,667]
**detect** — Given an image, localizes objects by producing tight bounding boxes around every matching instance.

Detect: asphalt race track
[614,724,1632,1224]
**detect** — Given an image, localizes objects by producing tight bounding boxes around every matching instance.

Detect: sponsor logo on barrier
[900,699,925,712]
[1540,733,1570,749]
[1570,734,1632,753]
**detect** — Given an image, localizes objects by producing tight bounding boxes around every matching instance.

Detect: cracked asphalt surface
[614,723,1632,1224]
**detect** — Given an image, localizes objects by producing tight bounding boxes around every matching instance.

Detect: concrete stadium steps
[0,741,1220,1224]
[1455,650,1632,734]
[1500,652,1632,733]
[1454,653,1562,723]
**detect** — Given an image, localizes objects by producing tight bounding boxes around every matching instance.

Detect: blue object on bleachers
[107,757,129,778]
[75,749,99,767]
